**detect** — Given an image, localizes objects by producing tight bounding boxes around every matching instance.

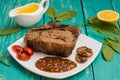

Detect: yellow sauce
[16,4,39,14]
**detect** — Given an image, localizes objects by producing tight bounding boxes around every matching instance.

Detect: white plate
[7,34,102,79]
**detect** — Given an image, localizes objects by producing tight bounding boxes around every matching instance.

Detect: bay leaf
[87,16,120,35]
[1,60,10,66]
[0,52,10,66]
[88,16,97,24]
[0,52,2,58]
[0,26,21,36]
[106,38,120,53]
[46,7,57,21]
[0,52,2,61]
[56,10,77,22]
[107,36,120,42]
[69,10,77,18]
[102,44,114,61]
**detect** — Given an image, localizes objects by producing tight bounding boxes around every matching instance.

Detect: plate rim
[7,34,102,79]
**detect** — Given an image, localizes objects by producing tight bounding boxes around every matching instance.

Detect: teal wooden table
[0,0,120,80]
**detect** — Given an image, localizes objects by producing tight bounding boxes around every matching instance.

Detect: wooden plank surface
[82,0,120,80]
[0,0,40,80]
[1,0,120,80]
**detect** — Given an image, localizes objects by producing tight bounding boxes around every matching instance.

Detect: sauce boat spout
[9,9,18,18]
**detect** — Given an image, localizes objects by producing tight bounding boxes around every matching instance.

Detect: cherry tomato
[17,52,31,61]
[23,47,34,55]
[12,45,34,61]
[12,45,23,54]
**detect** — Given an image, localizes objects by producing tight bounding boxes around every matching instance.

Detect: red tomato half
[17,53,31,61]
[24,47,34,55]
[12,45,23,54]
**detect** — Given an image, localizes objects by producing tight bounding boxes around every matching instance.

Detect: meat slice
[24,22,81,57]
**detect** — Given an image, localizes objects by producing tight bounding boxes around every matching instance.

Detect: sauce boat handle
[40,0,49,14]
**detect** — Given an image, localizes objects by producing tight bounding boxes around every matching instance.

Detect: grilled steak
[24,22,81,57]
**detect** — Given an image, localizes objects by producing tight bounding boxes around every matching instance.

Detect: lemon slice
[97,10,119,24]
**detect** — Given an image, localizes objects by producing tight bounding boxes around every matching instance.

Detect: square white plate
[7,34,102,79]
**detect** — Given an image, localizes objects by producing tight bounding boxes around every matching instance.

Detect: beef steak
[24,22,81,57]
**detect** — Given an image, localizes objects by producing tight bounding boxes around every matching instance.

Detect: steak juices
[24,22,81,72]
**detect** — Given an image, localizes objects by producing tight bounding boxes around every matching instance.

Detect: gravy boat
[9,0,49,27]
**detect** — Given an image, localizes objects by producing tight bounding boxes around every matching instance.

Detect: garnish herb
[0,52,10,66]
[102,44,114,61]
[56,10,77,22]
[105,37,120,54]
[0,26,22,36]
[46,7,77,22]
[85,16,120,62]
[87,16,120,35]
[46,7,57,22]
[102,36,120,61]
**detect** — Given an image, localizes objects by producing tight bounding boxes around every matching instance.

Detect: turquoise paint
[82,0,120,80]
[0,0,40,80]
[0,0,120,80]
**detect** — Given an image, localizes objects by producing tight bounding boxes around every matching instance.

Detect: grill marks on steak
[25,22,81,57]
[31,22,69,31]
[40,29,75,43]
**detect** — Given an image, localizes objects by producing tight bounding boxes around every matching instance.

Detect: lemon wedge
[97,10,119,24]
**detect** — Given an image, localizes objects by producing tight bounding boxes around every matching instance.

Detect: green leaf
[0,52,2,58]
[0,52,2,61]
[1,60,10,66]
[102,44,114,61]
[106,36,120,42]
[56,10,77,22]
[88,16,97,24]
[69,10,77,18]
[87,16,120,35]
[0,52,10,66]
[106,38,120,53]
[0,26,22,36]
[46,7,57,21]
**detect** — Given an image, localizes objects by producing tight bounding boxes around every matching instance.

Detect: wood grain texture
[0,0,40,80]
[1,0,120,80]
[82,0,120,80]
